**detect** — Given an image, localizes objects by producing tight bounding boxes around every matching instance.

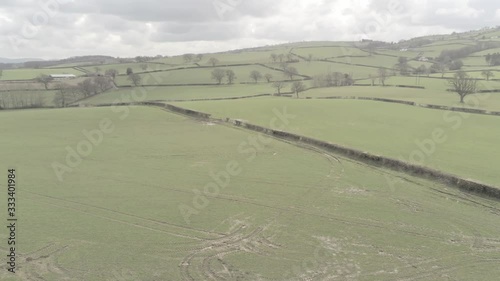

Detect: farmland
[1,107,500,280]
[2,26,500,280]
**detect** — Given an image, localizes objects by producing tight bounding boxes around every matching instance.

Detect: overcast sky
[0,0,498,59]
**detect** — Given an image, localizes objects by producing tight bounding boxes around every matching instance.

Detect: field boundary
[130,102,500,200]
[306,95,500,117]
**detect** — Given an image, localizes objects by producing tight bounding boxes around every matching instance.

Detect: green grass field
[292,46,369,59]
[1,106,500,280]
[82,62,174,75]
[302,86,500,111]
[81,84,275,104]
[0,68,85,81]
[174,98,500,187]
[114,65,286,86]
[3,28,500,280]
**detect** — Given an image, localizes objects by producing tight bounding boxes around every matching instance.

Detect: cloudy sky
[0,0,498,59]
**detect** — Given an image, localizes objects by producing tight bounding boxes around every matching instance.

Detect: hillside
[2,27,500,281]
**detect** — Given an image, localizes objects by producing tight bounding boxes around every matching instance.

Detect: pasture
[114,64,287,86]
[1,106,500,280]
[0,68,85,81]
[174,98,500,187]
[3,28,500,280]
[81,84,274,104]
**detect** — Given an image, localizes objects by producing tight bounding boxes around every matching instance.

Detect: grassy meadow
[1,107,500,280]
[2,27,500,280]
[173,98,500,187]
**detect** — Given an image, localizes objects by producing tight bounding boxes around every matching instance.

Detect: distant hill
[0,57,43,64]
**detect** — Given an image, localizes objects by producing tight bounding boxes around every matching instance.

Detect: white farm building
[49,74,76,80]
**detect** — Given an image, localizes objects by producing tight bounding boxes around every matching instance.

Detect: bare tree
[377,68,388,86]
[95,76,112,93]
[439,62,447,78]
[53,83,79,107]
[211,68,226,84]
[369,74,377,86]
[291,81,306,98]
[284,66,298,80]
[270,53,278,63]
[278,54,285,63]
[77,78,97,97]
[272,81,287,96]
[264,73,273,83]
[250,70,263,83]
[94,66,102,74]
[481,70,494,81]
[127,73,142,87]
[36,74,52,90]
[286,53,294,62]
[140,64,149,71]
[183,53,195,63]
[105,69,119,80]
[196,54,204,62]
[448,71,478,103]
[208,57,220,67]
[226,69,237,84]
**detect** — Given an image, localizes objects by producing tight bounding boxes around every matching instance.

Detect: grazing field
[152,49,286,66]
[292,46,369,59]
[0,68,85,81]
[174,98,500,187]
[82,62,174,75]
[287,61,374,79]
[114,65,287,86]
[302,86,500,111]
[328,56,397,69]
[80,84,275,104]
[1,106,500,280]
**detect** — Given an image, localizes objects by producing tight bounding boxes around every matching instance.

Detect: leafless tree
[284,66,298,80]
[270,53,278,63]
[105,69,119,80]
[272,81,287,96]
[291,81,306,98]
[183,53,195,63]
[95,76,112,93]
[481,70,494,81]
[77,78,97,97]
[369,74,376,86]
[211,68,226,84]
[264,73,273,83]
[250,70,263,83]
[53,83,79,107]
[36,74,52,90]
[448,71,478,103]
[226,69,237,84]
[127,73,142,86]
[208,57,220,67]
[377,68,389,86]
